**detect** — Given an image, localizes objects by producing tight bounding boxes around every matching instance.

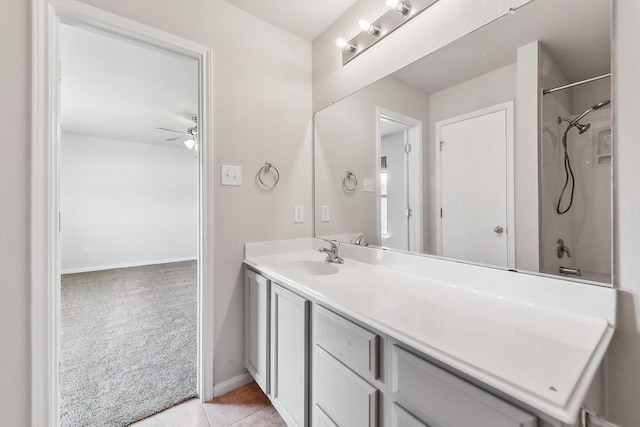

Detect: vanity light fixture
[337,0,440,65]
[358,19,382,36]
[386,0,411,16]
[335,38,357,52]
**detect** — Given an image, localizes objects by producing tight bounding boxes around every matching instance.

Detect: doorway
[435,102,515,268]
[32,2,214,426]
[377,109,423,252]
[58,22,202,425]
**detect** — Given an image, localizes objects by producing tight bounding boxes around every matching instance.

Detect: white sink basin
[279,259,341,276]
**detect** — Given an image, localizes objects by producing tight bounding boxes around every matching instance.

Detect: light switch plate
[321,205,330,222]
[363,178,374,192]
[221,165,242,186]
[294,205,304,223]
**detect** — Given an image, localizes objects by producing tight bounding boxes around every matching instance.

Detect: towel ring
[343,171,358,192]
[258,162,280,188]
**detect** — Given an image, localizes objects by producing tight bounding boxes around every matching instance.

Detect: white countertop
[244,240,615,424]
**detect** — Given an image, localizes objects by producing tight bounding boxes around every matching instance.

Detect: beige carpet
[60,261,197,427]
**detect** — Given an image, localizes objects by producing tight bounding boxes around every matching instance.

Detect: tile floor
[131,382,286,427]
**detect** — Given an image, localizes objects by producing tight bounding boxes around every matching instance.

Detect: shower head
[574,122,591,134]
[593,100,611,110]
[572,99,611,124]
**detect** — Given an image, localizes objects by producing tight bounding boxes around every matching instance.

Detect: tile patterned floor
[131,382,286,427]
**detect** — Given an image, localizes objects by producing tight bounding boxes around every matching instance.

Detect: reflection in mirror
[314,0,612,285]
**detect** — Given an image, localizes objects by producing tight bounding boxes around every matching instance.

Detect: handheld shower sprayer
[555,100,611,214]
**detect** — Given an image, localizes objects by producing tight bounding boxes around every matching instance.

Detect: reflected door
[439,106,511,267]
[380,128,409,250]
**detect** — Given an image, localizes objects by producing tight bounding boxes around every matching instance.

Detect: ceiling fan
[156,116,198,150]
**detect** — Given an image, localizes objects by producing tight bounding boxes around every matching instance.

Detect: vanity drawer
[391,403,430,427]
[314,305,379,379]
[314,346,378,427]
[314,405,339,427]
[391,345,536,427]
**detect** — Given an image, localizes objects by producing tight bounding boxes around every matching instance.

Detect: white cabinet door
[271,283,309,427]
[244,269,270,394]
[314,347,378,427]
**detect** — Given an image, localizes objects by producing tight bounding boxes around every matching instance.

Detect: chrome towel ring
[343,171,358,192]
[258,162,280,188]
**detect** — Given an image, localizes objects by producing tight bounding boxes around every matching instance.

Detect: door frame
[376,107,423,252]
[434,101,515,268]
[31,1,215,425]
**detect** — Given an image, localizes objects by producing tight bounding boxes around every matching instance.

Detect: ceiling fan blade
[166,136,188,141]
[156,127,186,134]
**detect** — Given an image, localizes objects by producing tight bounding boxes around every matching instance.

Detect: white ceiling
[392,0,610,95]
[222,0,358,40]
[60,24,198,146]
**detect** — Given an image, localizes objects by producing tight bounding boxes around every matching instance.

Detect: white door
[378,110,423,253]
[271,283,309,427]
[438,103,513,268]
[245,270,270,394]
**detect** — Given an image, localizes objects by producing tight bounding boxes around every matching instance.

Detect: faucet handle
[321,239,338,251]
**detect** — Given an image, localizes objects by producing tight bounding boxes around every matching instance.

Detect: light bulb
[386,0,410,16]
[335,38,356,52]
[358,19,381,36]
[184,138,196,150]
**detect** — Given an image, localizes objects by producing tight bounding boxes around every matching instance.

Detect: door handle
[494,226,504,234]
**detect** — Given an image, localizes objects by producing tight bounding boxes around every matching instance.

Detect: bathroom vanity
[244,238,615,427]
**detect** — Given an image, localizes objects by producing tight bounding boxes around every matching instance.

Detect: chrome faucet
[559,266,582,277]
[354,234,368,246]
[319,240,344,264]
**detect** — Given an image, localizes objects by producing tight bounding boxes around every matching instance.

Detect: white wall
[314,76,429,244]
[605,1,640,424]
[60,134,198,272]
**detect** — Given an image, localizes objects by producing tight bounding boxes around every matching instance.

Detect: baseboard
[61,257,197,274]
[212,373,254,398]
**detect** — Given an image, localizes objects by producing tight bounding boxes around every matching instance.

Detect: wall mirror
[314,0,612,286]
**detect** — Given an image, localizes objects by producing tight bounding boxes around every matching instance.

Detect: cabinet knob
[494,226,504,234]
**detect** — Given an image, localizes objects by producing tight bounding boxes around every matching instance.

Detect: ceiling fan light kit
[156,116,198,150]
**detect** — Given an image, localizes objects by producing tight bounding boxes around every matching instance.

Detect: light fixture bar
[340,0,440,65]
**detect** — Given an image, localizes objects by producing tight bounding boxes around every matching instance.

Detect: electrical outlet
[363,178,375,192]
[221,165,242,186]
[294,205,304,223]
[321,205,330,222]
[84,247,92,255]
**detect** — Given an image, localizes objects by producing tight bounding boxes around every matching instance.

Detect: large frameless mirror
[314,0,612,286]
